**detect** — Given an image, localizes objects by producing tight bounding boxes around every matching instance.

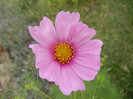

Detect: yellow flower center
[54,42,75,64]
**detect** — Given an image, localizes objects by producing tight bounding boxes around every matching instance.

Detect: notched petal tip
[28,26,33,32]
[29,44,38,49]
[40,16,50,26]
[28,44,39,54]
[60,84,85,96]
[99,40,103,46]
[57,10,80,20]
[39,69,45,79]
[88,28,96,39]
[58,10,79,14]
[42,16,48,20]
[95,39,103,47]
[59,87,72,96]
[90,28,96,33]
[72,11,80,18]
[29,44,34,49]
[80,84,86,91]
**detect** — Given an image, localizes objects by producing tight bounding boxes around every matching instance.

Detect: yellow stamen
[54,42,74,64]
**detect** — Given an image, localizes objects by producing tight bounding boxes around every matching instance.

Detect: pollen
[54,42,75,64]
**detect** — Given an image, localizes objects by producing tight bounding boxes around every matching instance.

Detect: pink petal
[39,60,61,83]
[70,62,98,81]
[76,39,103,55]
[59,65,85,95]
[72,39,103,72]
[28,17,57,47]
[73,53,101,71]
[29,44,53,69]
[55,11,80,41]
[67,22,96,47]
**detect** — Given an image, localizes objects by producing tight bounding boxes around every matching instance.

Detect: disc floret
[54,42,75,64]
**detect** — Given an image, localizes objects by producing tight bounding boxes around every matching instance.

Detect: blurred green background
[0,0,133,99]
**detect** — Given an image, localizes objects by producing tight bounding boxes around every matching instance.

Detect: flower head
[28,11,103,95]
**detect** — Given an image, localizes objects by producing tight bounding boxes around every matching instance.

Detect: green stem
[70,94,73,99]
[74,92,76,99]
[81,91,83,99]
[32,86,52,99]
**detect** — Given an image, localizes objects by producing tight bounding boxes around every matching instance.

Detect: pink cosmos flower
[28,11,103,95]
